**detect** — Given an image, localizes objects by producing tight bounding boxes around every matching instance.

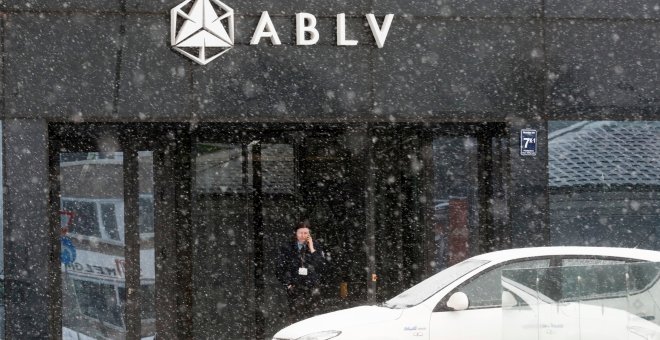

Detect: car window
[385,260,488,309]
[559,258,642,302]
[560,258,627,301]
[451,258,551,310]
[561,258,626,267]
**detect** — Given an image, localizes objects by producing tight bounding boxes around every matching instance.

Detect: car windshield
[383,259,488,309]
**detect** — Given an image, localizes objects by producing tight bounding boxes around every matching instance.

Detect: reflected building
[549,121,660,249]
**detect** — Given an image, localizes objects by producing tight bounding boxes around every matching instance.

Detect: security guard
[276,220,327,322]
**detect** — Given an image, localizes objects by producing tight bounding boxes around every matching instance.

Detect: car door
[429,258,551,340]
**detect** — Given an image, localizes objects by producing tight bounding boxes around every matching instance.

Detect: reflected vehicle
[272,247,660,340]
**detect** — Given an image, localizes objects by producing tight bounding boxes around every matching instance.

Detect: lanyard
[299,246,306,268]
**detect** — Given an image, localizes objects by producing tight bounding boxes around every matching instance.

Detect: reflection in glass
[101,203,120,241]
[459,259,549,309]
[385,260,487,308]
[73,280,124,328]
[502,262,660,339]
[548,121,660,249]
[60,152,127,339]
[60,151,155,340]
[431,137,479,272]
[61,200,102,238]
[139,151,155,339]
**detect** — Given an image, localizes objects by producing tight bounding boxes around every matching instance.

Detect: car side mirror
[446,292,469,311]
[501,290,518,308]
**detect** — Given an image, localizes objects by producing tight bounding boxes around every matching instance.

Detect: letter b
[296,13,319,45]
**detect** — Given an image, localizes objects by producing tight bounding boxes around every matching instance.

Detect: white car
[272,246,660,340]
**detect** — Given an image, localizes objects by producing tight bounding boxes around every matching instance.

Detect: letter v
[366,14,394,48]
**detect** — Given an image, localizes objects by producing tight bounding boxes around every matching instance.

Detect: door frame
[48,123,192,339]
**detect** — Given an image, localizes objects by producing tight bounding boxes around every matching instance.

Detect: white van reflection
[61,249,155,340]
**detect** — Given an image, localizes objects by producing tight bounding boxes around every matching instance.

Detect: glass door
[191,127,369,339]
[192,139,297,340]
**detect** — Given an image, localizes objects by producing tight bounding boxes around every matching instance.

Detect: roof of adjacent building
[549,121,660,188]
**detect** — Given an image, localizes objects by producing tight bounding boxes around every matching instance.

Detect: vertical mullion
[365,127,377,304]
[48,133,62,339]
[123,145,140,339]
[154,144,178,338]
[477,133,495,254]
[241,142,255,340]
[419,132,435,277]
[175,131,193,338]
[252,142,265,340]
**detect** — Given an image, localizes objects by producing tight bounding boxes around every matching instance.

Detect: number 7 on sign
[523,137,536,148]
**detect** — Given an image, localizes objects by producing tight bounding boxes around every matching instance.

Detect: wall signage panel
[520,129,537,156]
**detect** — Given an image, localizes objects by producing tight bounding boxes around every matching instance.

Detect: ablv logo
[171,0,234,65]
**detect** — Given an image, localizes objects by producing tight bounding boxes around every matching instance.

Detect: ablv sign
[171,0,394,65]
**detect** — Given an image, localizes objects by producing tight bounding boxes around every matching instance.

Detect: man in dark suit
[276,220,326,322]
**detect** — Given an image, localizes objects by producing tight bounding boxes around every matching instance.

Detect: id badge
[298,267,308,276]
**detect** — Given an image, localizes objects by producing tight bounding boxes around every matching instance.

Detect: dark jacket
[276,240,326,288]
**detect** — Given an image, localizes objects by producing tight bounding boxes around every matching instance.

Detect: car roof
[471,246,660,263]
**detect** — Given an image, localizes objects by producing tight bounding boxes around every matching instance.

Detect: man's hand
[307,235,316,253]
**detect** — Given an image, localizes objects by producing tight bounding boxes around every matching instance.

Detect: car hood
[273,305,403,339]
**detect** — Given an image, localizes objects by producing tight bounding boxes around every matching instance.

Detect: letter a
[296,13,319,45]
[251,11,282,45]
[366,14,394,48]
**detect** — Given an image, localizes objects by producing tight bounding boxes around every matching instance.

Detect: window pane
[73,280,124,327]
[192,143,254,339]
[60,152,126,339]
[62,200,100,238]
[562,258,625,267]
[101,203,120,241]
[261,143,295,194]
[548,121,660,249]
[460,259,550,309]
[431,137,479,272]
[139,151,155,338]
[195,143,250,193]
[139,196,154,235]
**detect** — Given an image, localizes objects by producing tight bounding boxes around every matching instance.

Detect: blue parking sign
[60,236,77,264]
[520,129,537,156]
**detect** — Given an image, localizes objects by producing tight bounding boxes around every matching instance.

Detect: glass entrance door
[191,128,368,339]
[192,141,296,339]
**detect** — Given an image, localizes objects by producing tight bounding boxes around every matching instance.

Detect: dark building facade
[1,0,660,339]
